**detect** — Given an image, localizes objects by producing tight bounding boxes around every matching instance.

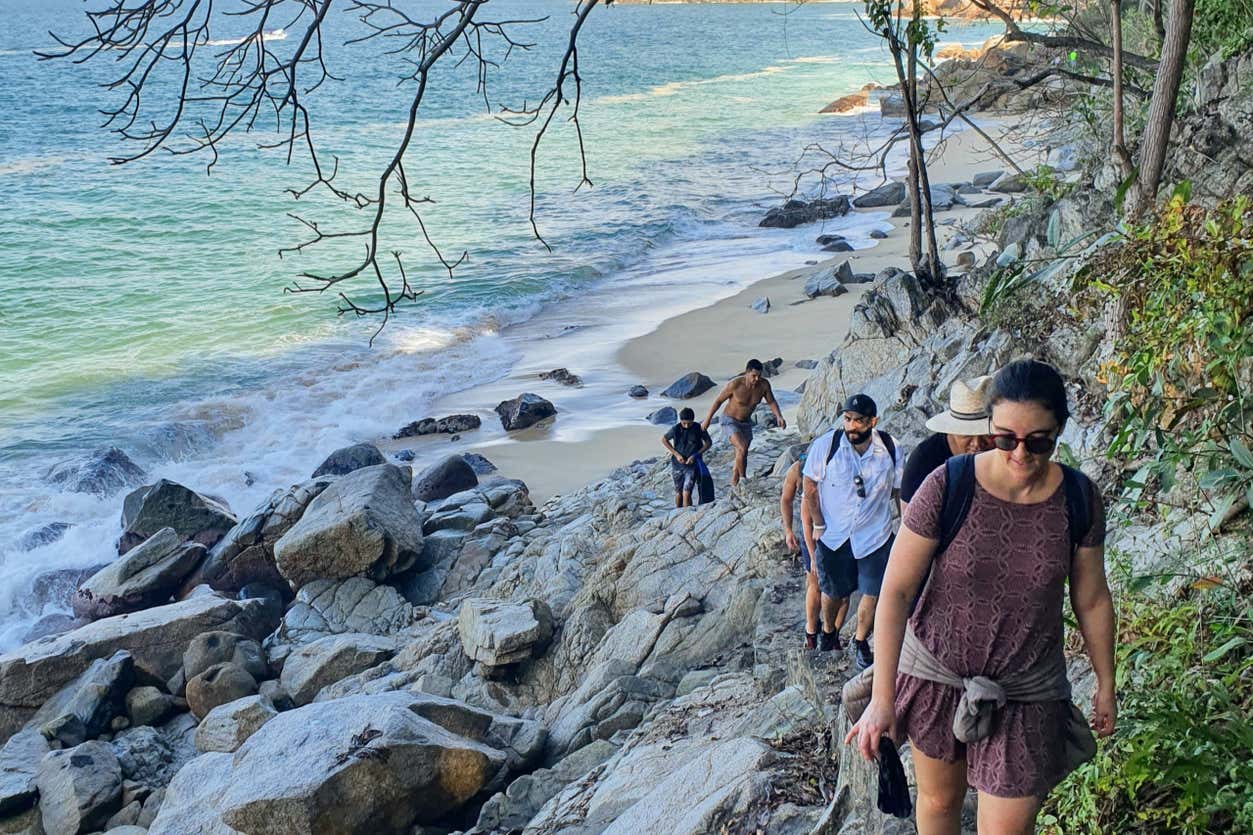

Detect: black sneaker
[805,632,817,651]
[818,630,841,652]
[853,638,874,671]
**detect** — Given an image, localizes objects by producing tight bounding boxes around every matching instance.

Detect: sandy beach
[393,121,1031,503]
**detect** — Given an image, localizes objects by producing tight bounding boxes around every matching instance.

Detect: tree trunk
[1126,0,1195,219]
[1111,0,1133,177]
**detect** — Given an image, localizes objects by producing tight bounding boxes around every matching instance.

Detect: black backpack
[823,428,897,468]
[911,453,1094,613]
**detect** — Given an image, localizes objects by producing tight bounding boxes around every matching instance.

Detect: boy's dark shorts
[671,460,698,494]
[814,535,893,598]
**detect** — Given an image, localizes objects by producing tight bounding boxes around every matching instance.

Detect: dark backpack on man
[823,428,897,468]
[910,453,1094,614]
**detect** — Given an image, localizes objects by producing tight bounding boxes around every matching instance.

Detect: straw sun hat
[924,376,993,436]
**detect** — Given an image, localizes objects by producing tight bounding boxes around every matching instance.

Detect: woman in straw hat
[900,376,994,513]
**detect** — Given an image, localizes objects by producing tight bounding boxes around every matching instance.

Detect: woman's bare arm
[1070,543,1117,736]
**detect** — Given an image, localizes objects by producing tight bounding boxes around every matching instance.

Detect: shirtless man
[702,359,786,486]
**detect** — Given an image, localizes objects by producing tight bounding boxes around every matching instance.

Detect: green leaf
[1171,181,1193,204]
[1229,438,1253,470]
[1202,637,1246,664]
[1207,493,1238,532]
[1114,169,1139,214]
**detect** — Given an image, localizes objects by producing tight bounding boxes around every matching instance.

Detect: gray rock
[794,359,818,369]
[412,455,478,503]
[257,680,293,712]
[116,480,235,555]
[869,228,888,239]
[749,297,770,314]
[759,196,850,228]
[990,171,1028,193]
[996,243,1021,267]
[183,631,268,682]
[891,203,911,217]
[74,528,206,619]
[147,692,510,835]
[646,407,678,426]
[660,373,716,400]
[458,599,554,668]
[928,183,959,210]
[282,634,396,706]
[310,443,386,478]
[474,740,616,833]
[543,662,673,760]
[0,729,49,816]
[956,250,977,269]
[803,260,854,298]
[36,741,122,835]
[31,651,134,748]
[273,464,423,589]
[461,453,497,476]
[852,180,906,208]
[275,577,424,646]
[46,447,146,498]
[194,695,278,753]
[495,394,557,431]
[202,479,331,594]
[104,800,142,830]
[972,169,1004,187]
[393,414,481,439]
[110,719,197,795]
[124,686,174,728]
[627,385,648,399]
[823,240,854,252]
[539,368,583,387]
[185,664,258,720]
[17,521,73,551]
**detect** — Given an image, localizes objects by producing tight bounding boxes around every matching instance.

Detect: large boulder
[495,394,557,431]
[117,480,236,555]
[194,695,278,753]
[110,717,198,796]
[185,663,258,720]
[852,180,907,208]
[803,260,854,299]
[74,528,206,619]
[46,447,146,498]
[310,443,386,478]
[393,414,481,439]
[646,407,677,426]
[280,634,396,706]
[273,464,423,589]
[660,372,716,399]
[36,740,123,835]
[147,692,510,835]
[759,196,851,229]
[30,651,134,748]
[412,455,478,503]
[0,728,48,816]
[458,598,554,669]
[0,593,275,740]
[202,479,331,595]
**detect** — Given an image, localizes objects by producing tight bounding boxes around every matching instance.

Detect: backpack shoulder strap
[937,453,977,555]
[825,429,845,466]
[1060,464,1094,552]
[878,430,896,465]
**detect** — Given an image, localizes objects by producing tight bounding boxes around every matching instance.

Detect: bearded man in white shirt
[801,393,903,671]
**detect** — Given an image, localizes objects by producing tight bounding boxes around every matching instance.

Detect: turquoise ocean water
[0,0,998,645]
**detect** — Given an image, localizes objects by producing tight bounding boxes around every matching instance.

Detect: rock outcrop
[117,480,236,555]
[495,394,558,431]
[310,443,386,478]
[660,372,716,399]
[74,528,206,619]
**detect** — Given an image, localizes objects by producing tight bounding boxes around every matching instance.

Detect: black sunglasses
[853,474,866,498]
[990,434,1057,455]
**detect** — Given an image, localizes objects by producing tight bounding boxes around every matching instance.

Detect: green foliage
[862,1,944,61]
[1024,164,1073,201]
[1040,592,1253,833]
[1084,195,1253,524]
[1191,0,1253,61]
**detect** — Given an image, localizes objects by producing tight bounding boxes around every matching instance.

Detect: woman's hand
[784,529,799,553]
[843,696,897,762]
[1091,684,1117,737]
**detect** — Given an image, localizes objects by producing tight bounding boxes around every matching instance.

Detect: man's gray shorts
[719,414,753,445]
[671,460,698,494]
[813,535,893,599]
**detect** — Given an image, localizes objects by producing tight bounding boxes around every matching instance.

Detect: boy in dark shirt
[662,408,713,508]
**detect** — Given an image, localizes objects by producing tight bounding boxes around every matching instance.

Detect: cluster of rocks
[759,196,851,229]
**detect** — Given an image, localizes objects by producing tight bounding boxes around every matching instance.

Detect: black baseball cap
[842,393,878,418]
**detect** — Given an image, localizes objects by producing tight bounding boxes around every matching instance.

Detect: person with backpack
[846,359,1116,834]
[802,394,902,667]
[900,376,994,514]
[661,407,712,508]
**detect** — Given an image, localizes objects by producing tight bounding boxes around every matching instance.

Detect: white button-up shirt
[803,429,903,557]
